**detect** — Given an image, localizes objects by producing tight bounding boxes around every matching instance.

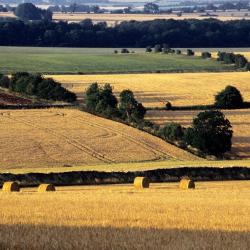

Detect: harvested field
[147,109,250,159]
[0,181,249,249]
[2,12,250,23]
[0,108,198,170]
[52,72,250,108]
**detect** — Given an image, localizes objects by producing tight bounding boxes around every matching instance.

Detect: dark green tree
[184,110,233,155]
[119,89,146,121]
[215,85,244,109]
[161,123,184,141]
[85,83,100,111]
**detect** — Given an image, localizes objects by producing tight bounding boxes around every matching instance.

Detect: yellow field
[0,181,249,249]
[52,72,250,108]
[0,108,199,170]
[147,109,250,159]
[2,12,250,24]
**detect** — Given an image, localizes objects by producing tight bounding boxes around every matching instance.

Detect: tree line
[0,73,76,103]
[85,83,235,157]
[2,18,250,47]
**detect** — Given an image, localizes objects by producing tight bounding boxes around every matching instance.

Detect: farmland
[0,181,249,249]
[2,11,250,24]
[0,47,234,74]
[53,72,250,107]
[147,109,250,159]
[0,108,199,170]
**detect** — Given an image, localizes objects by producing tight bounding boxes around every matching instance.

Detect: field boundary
[1,167,250,187]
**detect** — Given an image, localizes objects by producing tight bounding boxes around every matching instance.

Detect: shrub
[176,50,181,55]
[165,101,172,110]
[146,46,152,52]
[201,52,211,59]
[121,48,129,53]
[187,49,194,56]
[184,110,233,155]
[114,50,118,54]
[0,75,10,88]
[154,44,162,53]
[160,122,184,141]
[215,85,244,109]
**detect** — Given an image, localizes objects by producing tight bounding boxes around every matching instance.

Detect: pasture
[0,108,198,170]
[0,181,249,249]
[0,47,234,74]
[147,109,250,159]
[53,72,250,107]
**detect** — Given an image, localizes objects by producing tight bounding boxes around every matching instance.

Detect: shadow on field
[0,224,249,250]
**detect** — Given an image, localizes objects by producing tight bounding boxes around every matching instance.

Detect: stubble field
[53,72,250,107]
[0,181,249,249]
[0,108,198,170]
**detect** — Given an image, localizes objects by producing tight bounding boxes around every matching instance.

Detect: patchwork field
[0,47,234,74]
[147,109,250,159]
[0,108,199,170]
[53,72,250,107]
[0,181,249,249]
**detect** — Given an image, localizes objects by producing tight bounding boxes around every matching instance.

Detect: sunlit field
[52,72,250,107]
[147,109,250,159]
[0,181,249,249]
[0,108,198,170]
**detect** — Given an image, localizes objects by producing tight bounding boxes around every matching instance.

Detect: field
[2,11,250,24]
[0,108,199,170]
[0,47,234,74]
[147,109,250,159]
[52,72,250,107]
[0,181,249,249]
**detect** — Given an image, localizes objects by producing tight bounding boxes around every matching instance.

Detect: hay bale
[2,181,20,192]
[179,178,195,189]
[134,177,150,189]
[38,184,56,192]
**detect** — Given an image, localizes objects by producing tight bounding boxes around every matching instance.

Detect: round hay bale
[2,181,20,192]
[134,177,150,189]
[38,184,56,192]
[179,178,195,189]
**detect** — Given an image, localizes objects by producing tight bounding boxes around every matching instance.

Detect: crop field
[0,181,249,249]
[0,108,199,170]
[53,72,250,108]
[147,109,250,159]
[2,11,250,24]
[0,47,234,74]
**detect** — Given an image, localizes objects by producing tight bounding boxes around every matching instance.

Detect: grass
[146,109,250,159]
[0,181,249,249]
[52,72,250,108]
[0,108,198,171]
[0,46,234,74]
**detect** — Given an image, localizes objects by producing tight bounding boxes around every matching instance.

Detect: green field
[0,47,234,74]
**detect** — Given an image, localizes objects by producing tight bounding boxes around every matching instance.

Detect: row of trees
[85,83,146,122]
[2,18,250,47]
[217,52,249,69]
[0,73,76,103]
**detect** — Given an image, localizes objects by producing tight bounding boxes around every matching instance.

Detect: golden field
[2,12,250,24]
[52,72,250,108]
[0,108,198,170]
[147,109,250,159]
[0,181,249,249]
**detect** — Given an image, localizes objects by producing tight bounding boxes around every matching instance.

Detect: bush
[154,44,162,53]
[146,46,152,52]
[187,49,194,56]
[184,110,233,155]
[201,52,211,59]
[0,75,10,88]
[121,48,129,53]
[165,101,172,110]
[161,123,184,141]
[114,50,118,54]
[176,50,181,55]
[215,85,244,109]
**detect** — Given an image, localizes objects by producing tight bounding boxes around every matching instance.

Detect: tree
[85,83,100,111]
[144,3,159,13]
[119,90,146,121]
[215,85,244,109]
[187,49,194,56]
[14,3,52,21]
[184,110,233,155]
[201,52,211,59]
[154,44,162,53]
[161,123,184,141]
